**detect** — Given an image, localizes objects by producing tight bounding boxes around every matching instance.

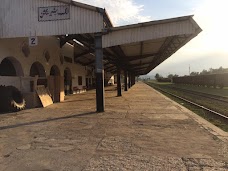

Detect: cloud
[75,0,151,26]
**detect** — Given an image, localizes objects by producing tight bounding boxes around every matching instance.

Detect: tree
[167,74,174,79]
[211,66,225,74]
[200,69,209,75]
[155,73,161,80]
[190,72,199,76]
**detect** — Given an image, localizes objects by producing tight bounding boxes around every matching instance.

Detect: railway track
[146,82,228,121]
[165,86,228,103]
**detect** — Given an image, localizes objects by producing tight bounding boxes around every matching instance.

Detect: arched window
[30,62,46,77]
[0,57,24,76]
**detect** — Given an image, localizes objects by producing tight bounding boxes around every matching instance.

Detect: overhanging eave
[102,15,202,75]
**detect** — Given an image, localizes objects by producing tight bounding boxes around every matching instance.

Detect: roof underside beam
[144,34,192,74]
[130,62,151,67]
[74,50,94,59]
[127,53,157,61]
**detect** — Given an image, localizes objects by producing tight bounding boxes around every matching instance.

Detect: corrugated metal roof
[53,0,113,27]
[101,16,202,75]
[52,0,102,12]
[109,15,194,31]
[102,16,201,48]
[0,0,104,38]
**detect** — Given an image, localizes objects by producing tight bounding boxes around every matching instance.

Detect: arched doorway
[64,68,72,95]
[30,62,47,91]
[48,65,62,103]
[50,65,60,76]
[0,57,26,111]
[30,62,46,77]
[0,57,24,76]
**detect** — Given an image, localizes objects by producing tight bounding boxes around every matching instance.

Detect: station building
[0,0,202,112]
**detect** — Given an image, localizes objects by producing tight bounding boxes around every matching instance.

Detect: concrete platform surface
[0,82,227,171]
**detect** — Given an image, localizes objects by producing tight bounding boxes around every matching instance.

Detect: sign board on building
[38,6,70,22]
[29,37,38,46]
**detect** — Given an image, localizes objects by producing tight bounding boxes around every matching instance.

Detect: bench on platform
[73,86,87,94]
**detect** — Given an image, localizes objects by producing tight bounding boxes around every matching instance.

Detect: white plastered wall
[61,43,94,89]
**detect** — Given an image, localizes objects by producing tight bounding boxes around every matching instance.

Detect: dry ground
[0,82,227,171]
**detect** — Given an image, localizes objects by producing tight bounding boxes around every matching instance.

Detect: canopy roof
[68,15,201,75]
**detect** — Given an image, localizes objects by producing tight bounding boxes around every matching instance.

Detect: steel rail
[167,86,228,103]
[147,83,228,120]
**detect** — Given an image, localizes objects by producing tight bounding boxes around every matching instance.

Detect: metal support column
[128,73,131,88]
[131,74,135,86]
[132,74,135,85]
[117,68,122,96]
[95,33,104,112]
[124,70,128,91]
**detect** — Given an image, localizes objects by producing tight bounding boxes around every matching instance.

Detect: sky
[76,0,228,76]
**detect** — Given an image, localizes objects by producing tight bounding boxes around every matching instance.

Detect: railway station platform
[0,82,227,170]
